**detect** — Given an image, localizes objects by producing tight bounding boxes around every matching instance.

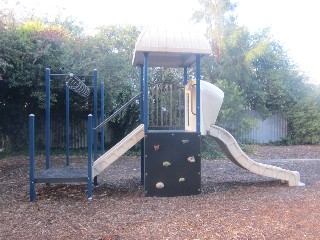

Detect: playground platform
[34,167,87,184]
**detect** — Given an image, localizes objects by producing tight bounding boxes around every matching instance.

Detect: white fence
[238,111,287,144]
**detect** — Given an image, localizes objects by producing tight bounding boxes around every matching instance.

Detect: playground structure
[29,26,304,201]
[29,69,105,201]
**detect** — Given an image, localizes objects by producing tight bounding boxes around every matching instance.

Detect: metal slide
[207,124,304,186]
[93,124,144,177]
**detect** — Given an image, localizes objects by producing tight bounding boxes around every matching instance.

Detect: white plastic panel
[185,79,224,135]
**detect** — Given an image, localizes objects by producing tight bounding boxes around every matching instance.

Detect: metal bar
[143,52,149,133]
[140,65,144,125]
[94,92,142,130]
[170,84,173,127]
[100,82,105,154]
[93,69,98,186]
[156,84,159,126]
[87,114,93,200]
[93,69,98,161]
[50,73,72,76]
[139,65,145,186]
[183,66,188,85]
[29,114,36,202]
[45,68,50,169]
[66,82,70,166]
[160,85,163,127]
[196,54,201,133]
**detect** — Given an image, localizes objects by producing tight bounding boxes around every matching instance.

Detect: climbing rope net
[66,73,90,97]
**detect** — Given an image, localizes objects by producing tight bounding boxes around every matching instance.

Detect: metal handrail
[94,92,142,131]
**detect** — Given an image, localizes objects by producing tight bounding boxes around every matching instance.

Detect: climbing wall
[144,132,201,197]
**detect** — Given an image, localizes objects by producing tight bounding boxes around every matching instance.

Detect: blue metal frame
[139,65,145,185]
[31,69,100,201]
[45,68,51,169]
[29,114,36,202]
[183,66,188,85]
[143,53,149,133]
[93,69,98,186]
[196,54,201,133]
[93,69,98,161]
[87,114,93,199]
[100,82,105,155]
[66,81,70,166]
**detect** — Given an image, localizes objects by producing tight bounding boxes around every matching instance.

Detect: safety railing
[94,92,142,131]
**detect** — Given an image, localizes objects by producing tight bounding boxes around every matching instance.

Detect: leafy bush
[215,79,256,139]
[287,88,320,144]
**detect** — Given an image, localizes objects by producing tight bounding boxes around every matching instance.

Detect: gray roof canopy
[132,26,212,68]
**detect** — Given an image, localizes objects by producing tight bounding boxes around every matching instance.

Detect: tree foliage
[0,12,141,150]
[194,0,312,144]
[287,87,320,144]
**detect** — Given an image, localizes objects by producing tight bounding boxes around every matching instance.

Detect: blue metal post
[66,81,70,166]
[196,55,201,133]
[93,69,98,160]
[139,65,145,185]
[143,53,149,133]
[93,69,98,186]
[45,68,50,169]
[87,114,93,200]
[29,114,36,202]
[100,82,105,155]
[183,66,188,85]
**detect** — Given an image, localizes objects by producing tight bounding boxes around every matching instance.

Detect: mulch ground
[1,145,320,239]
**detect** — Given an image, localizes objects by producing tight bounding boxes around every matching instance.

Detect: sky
[3,0,320,84]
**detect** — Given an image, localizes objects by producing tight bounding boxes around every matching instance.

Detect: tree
[287,86,320,144]
[194,0,309,118]
[0,18,71,150]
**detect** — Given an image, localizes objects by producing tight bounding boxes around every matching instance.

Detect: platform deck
[35,167,88,184]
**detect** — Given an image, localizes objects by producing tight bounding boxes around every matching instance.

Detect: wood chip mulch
[1,145,320,239]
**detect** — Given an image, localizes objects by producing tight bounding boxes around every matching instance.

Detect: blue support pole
[66,81,70,166]
[196,55,201,133]
[87,114,93,200]
[139,65,145,185]
[143,53,149,133]
[93,69,98,160]
[183,66,188,85]
[29,114,36,202]
[93,69,98,186]
[45,68,51,169]
[100,82,105,155]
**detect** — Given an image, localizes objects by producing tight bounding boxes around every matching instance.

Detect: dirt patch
[1,145,320,239]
